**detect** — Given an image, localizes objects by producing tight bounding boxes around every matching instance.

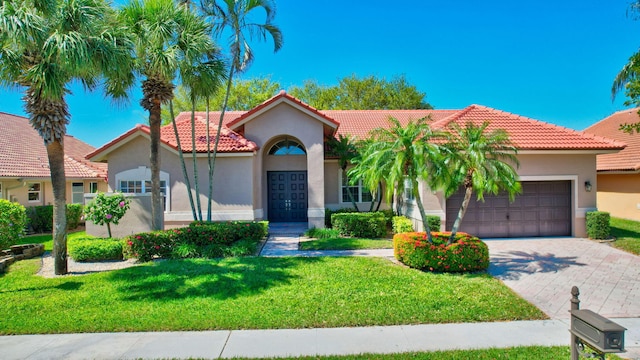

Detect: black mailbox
[570,309,626,353]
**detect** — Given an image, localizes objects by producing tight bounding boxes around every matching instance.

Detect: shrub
[325,208,358,228]
[26,205,53,233]
[84,192,131,238]
[68,237,123,262]
[66,204,84,230]
[586,211,610,240]
[427,216,441,232]
[393,232,489,272]
[393,216,414,233]
[332,212,387,238]
[305,227,340,239]
[0,199,27,250]
[380,209,395,228]
[123,221,268,262]
[123,231,177,262]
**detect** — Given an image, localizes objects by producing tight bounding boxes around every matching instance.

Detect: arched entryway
[264,137,308,222]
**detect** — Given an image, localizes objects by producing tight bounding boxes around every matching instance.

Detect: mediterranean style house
[584,108,640,221]
[0,112,108,208]
[88,91,624,238]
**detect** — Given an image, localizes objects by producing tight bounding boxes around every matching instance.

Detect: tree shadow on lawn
[108,256,320,302]
[489,251,586,281]
[0,281,83,293]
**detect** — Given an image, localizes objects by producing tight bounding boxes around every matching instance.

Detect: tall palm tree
[348,117,446,242]
[442,121,521,244]
[0,0,133,275]
[120,0,218,230]
[327,134,360,211]
[201,0,283,221]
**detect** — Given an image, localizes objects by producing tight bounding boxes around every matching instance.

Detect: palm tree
[201,0,283,221]
[120,0,218,230]
[327,134,360,211]
[442,121,521,244]
[348,117,446,242]
[0,0,133,274]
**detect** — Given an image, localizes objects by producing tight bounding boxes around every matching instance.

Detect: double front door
[267,171,308,222]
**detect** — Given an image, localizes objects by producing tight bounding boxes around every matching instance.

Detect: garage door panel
[445,181,571,238]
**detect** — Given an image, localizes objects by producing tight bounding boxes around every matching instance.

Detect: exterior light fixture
[584,181,592,192]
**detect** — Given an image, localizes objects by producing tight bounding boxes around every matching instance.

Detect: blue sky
[1,0,640,147]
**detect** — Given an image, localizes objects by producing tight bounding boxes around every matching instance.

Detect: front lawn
[610,217,640,255]
[15,231,95,252]
[0,256,545,334]
[299,237,393,250]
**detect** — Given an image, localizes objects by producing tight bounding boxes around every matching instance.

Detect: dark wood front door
[268,171,308,222]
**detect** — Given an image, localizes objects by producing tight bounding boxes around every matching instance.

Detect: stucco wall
[597,173,640,221]
[105,135,256,224]
[1,179,107,208]
[243,102,326,228]
[85,193,153,238]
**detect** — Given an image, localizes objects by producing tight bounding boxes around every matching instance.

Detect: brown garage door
[445,181,571,238]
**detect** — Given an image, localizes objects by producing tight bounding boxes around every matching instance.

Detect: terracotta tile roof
[432,105,626,151]
[584,108,640,171]
[0,112,107,179]
[161,115,258,153]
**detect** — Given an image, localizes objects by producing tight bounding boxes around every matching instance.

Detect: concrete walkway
[2,225,639,359]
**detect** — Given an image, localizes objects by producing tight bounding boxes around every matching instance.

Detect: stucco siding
[597,173,640,221]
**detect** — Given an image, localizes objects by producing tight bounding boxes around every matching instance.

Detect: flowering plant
[84,192,130,238]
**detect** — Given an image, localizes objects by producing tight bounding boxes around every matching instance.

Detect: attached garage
[445,181,572,238]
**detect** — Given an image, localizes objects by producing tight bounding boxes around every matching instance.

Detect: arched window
[268,139,306,155]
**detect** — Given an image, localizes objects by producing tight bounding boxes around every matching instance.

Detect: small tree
[84,193,131,238]
[0,199,27,250]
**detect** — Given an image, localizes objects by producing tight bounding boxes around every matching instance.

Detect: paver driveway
[486,237,640,319]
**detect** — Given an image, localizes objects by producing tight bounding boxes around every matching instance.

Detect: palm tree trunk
[209,65,235,220]
[47,139,68,275]
[412,179,433,243]
[206,98,213,222]
[449,185,473,244]
[169,100,197,220]
[149,100,164,231]
[190,98,202,221]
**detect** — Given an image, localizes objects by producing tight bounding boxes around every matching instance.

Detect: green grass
[15,231,95,252]
[0,256,545,334]
[300,237,393,250]
[610,217,640,255]
[231,346,624,360]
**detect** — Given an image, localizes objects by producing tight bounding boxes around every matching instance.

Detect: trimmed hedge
[393,232,489,272]
[26,204,84,233]
[124,221,269,262]
[0,199,27,250]
[393,216,414,233]
[586,211,611,240]
[68,237,124,262]
[325,208,359,228]
[332,212,387,238]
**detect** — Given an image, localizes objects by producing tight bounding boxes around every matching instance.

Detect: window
[268,139,306,155]
[28,183,41,202]
[89,182,98,193]
[340,171,376,203]
[404,178,415,202]
[115,167,170,212]
[119,180,167,210]
[72,182,84,204]
[0,182,3,199]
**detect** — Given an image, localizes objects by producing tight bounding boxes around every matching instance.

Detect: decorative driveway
[486,237,640,319]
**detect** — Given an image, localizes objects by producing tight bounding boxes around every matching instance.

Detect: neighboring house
[0,112,109,208]
[88,91,624,238]
[584,108,640,221]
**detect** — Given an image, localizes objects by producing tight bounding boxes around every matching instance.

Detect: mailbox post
[569,286,626,360]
